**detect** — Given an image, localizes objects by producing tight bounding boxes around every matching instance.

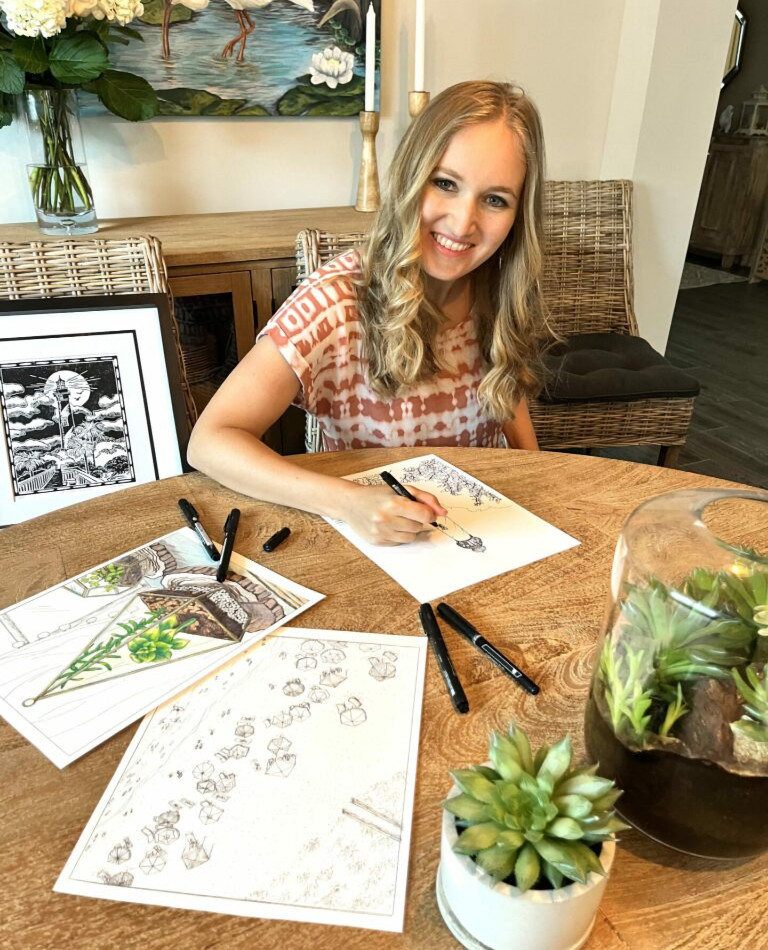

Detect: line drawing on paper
[56,629,427,933]
[330,453,580,603]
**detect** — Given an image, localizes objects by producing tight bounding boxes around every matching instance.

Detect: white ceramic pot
[436,790,616,950]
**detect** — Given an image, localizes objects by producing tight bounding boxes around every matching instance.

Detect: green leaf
[454,822,501,854]
[553,794,593,819]
[542,860,564,889]
[442,794,494,823]
[95,70,158,121]
[514,843,540,892]
[450,770,497,804]
[171,638,190,650]
[556,773,615,800]
[0,91,14,129]
[49,33,109,84]
[509,723,534,773]
[546,817,584,840]
[0,52,26,95]
[489,732,523,782]
[12,36,48,75]
[533,838,591,884]
[497,829,525,849]
[536,735,572,789]
[475,844,518,881]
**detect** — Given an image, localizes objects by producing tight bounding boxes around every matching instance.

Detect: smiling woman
[187,80,549,546]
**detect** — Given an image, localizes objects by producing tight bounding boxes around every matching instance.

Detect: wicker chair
[0,236,196,434]
[295,180,698,464]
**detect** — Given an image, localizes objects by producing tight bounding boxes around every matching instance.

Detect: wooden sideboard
[1,206,374,452]
[689,134,768,268]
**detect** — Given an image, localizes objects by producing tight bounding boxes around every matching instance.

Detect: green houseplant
[437,721,626,950]
[585,488,768,860]
[0,0,158,232]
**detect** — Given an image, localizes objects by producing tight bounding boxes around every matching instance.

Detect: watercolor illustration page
[327,454,580,602]
[56,628,427,933]
[0,528,322,768]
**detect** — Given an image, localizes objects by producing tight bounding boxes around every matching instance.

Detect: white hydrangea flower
[309,46,354,89]
[1,0,68,37]
[66,0,143,24]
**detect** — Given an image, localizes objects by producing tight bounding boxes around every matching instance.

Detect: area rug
[679,263,748,290]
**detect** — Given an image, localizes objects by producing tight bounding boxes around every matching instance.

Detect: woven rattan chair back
[295,179,693,464]
[541,179,637,336]
[0,236,196,432]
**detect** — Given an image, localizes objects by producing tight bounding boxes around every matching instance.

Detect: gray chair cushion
[540,332,700,404]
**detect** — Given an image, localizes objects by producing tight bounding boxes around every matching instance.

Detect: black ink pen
[419,603,469,714]
[216,508,240,583]
[178,498,220,561]
[437,602,540,695]
[380,471,438,527]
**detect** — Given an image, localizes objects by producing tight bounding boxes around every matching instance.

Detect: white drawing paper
[328,454,580,602]
[0,528,323,767]
[56,627,427,933]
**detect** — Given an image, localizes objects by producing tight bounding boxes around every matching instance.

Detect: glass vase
[584,488,768,859]
[22,87,98,235]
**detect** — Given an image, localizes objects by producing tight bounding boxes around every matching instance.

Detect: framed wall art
[0,294,188,525]
[87,0,381,118]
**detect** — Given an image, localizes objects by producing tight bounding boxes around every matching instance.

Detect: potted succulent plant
[437,722,626,950]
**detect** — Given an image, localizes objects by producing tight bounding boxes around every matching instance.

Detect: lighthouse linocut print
[0,296,187,524]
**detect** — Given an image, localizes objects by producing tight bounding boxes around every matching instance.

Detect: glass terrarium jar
[585,488,768,860]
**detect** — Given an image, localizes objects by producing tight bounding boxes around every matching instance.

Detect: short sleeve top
[257,250,503,451]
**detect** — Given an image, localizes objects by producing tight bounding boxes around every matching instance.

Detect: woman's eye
[486,194,508,209]
[432,178,455,192]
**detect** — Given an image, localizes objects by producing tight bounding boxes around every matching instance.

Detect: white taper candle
[414,0,425,92]
[364,2,376,112]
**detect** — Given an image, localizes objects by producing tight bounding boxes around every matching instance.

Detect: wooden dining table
[1,448,766,950]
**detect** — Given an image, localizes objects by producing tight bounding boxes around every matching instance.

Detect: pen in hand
[178,498,220,562]
[419,603,469,714]
[436,602,540,695]
[216,508,241,583]
[380,471,439,527]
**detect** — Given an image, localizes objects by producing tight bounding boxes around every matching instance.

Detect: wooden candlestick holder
[408,90,430,120]
[355,110,380,213]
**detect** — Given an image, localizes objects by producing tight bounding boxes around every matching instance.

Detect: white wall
[0,0,736,351]
[601,0,737,350]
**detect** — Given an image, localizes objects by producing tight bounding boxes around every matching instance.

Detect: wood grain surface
[1,448,766,950]
[1,207,374,268]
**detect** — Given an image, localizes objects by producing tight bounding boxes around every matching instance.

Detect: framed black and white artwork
[0,294,189,525]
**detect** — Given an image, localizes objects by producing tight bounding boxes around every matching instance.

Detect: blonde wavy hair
[356,80,548,422]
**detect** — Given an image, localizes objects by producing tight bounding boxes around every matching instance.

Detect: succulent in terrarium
[585,488,768,860]
[443,722,627,892]
[596,564,766,746]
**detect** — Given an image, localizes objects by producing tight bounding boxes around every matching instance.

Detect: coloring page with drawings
[326,454,580,601]
[56,627,427,933]
[0,528,323,768]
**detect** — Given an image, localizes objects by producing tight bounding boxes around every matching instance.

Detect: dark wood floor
[594,276,768,489]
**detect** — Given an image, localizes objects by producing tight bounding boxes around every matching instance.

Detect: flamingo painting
[98,0,378,116]
[162,0,314,63]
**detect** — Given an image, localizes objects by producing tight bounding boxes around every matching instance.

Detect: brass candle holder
[408,90,430,120]
[355,110,380,213]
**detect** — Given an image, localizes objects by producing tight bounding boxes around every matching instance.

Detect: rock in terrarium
[585,488,768,859]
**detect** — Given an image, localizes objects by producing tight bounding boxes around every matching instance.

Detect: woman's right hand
[340,484,447,546]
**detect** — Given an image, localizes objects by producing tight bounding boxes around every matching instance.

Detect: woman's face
[419,118,527,294]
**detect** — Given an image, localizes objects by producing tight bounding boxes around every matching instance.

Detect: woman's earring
[498,251,504,271]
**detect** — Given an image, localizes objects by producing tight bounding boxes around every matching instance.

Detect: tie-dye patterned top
[258,249,503,451]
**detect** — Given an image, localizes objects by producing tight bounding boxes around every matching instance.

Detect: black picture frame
[0,293,189,524]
